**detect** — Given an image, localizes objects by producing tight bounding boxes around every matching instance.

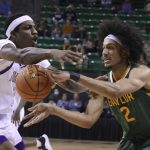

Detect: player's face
[102,39,123,68]
[13,20,38,48]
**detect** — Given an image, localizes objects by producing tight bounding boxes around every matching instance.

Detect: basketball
[16,65,55,102]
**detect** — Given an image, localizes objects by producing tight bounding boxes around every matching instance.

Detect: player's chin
[28,41,37,47]
[32,42,37,47]
[25,43,35,48]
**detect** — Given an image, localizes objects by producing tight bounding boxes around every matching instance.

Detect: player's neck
[111,64,131,81]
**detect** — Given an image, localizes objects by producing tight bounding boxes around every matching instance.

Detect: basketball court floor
[24,137,118,150]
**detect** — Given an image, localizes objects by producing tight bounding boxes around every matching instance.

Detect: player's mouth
[104,59,111,64]
[32,36,38,45]
[102,57,112,64]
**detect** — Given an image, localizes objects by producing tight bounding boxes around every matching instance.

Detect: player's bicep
[116,68,150,94]
[116,78,143,92]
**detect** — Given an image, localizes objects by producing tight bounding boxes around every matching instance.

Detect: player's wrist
[48,102,56,115]
[69,72,80,82]
[48,49,59,60]
[48,49,55,59]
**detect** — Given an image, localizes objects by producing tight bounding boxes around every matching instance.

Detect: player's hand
[11,110,21,127]
[51,49,83,65]
[23,102,56,127]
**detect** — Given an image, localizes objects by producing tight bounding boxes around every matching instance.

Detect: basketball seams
[37,71,48,91]
[16,65,55,102]
[16,81,50,101]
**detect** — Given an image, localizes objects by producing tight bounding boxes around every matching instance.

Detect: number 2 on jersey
[120,106,135,122]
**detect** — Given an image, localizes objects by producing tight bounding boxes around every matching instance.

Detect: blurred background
[1,0,150,144]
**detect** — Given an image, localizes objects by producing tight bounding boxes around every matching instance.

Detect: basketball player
[0,13,81,150]
[24,19,150,150]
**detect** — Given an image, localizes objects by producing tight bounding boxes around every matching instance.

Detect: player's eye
[23,25,32,30]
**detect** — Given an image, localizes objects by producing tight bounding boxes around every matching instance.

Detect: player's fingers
[13,120,17,126]
[11,119,14,124]
[28,105,39,111]
[23,111,36,120]
[67,51,82,60]
[23,117,37,127]
[14,120,18,126]
[24,113,39,127]
[24,113,44,127]
[15,120,20,127]
[62,54,83,65]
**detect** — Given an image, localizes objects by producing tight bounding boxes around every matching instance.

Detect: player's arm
[0,43,82,65]
[23,95,104,128]
[46,66,108,94]
[11,99,26,126]
[52,67,150,99]
[52,95,104,128]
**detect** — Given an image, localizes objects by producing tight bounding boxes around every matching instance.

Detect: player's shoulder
[0,39,15,50]
[133,64,149,71]
[130,64,150,77]
[0,39,12,44]
[138,64,149,69]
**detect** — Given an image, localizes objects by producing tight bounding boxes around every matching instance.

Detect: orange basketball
[16,65,55,102]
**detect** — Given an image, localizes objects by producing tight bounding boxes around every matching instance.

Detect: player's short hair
[97,18,144,63]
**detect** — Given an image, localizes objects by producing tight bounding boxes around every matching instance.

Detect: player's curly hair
[97,18,144,63]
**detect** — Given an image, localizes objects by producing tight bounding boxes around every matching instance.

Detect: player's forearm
[15,47,56,64]
[78,75,120,99]
[53,106,95,128]
[16,99,26,112]
[1,46,56,64]
[53,72,120,99]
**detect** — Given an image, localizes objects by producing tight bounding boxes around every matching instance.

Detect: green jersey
[107,64,150,144]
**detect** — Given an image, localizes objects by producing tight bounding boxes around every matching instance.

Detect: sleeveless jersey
[0,39,50,128]
[107,64,150,143]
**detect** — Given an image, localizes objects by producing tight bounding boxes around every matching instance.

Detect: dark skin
[0,20,82,64]
[0,19,82,150]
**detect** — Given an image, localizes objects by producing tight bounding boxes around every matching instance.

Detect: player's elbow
[86,122,95,129]
[80,119,96,129]
[81,122,94,129]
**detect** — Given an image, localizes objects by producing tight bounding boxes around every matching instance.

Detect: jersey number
[120,106,135,122]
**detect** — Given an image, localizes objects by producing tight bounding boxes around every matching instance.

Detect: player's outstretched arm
[0,43,82,65]
[23,95,104,128]
[51,68,150,99]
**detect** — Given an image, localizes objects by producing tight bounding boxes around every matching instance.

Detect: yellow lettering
[115,99,120,105]
[107,99,119,107]
[107,99,113,107]
[123,95,128,102]
[27,65,37,79]
[119,97,126,104]
[126,93,134,101]
[107,93,134,107]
